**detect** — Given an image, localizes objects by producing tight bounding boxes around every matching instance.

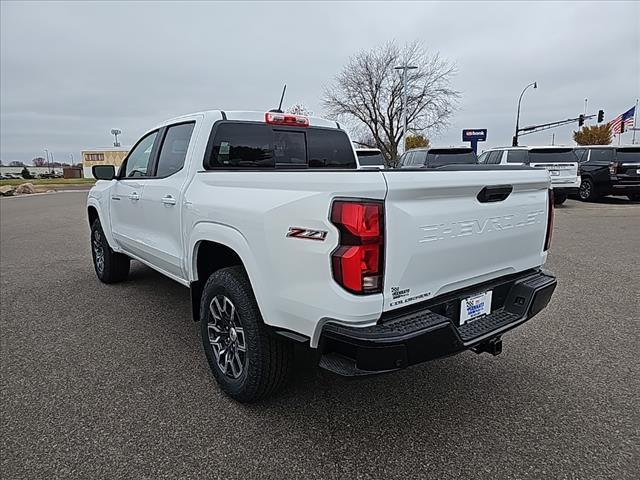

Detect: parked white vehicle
[478,146,580,205]
[87,110,557,402]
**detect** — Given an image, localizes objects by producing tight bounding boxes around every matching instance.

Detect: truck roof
[155,110,339,130]
[485,145,573,151]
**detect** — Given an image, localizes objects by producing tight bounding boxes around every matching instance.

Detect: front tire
[578,177,598,202]
[628,193,640,202]
[90,218,130,283]
[200,266,293,402]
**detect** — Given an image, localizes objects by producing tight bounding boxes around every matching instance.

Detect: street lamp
[394,64,418,154]
[111,128,122,147]
[513,81,537,146]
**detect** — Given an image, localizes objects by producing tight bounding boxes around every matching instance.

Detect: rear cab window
[528,148,578,163]
[205,122,356,169]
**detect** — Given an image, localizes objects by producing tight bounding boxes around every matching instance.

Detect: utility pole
[394,64,417,154]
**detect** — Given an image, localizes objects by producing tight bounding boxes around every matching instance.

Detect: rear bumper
[609,181,640,194]
[319,270,557,376]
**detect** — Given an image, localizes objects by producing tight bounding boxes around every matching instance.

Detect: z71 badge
[286,227,328,241]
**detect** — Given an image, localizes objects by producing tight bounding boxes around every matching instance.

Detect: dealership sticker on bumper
[460,291,493,325]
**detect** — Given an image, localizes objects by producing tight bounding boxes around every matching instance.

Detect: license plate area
[460,291,493,325]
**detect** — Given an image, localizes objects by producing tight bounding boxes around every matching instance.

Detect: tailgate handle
[477,185,513,203]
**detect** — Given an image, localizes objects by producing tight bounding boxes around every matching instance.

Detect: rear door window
[506,150,528,164]
[412,151,428,166]
[588,149,614,163]
[488,150,504,164]
[205,122,355,169]
[154,123,195,177]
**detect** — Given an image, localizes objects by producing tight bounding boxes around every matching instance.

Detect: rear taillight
[330,200,384,294]
[265,112,309,127]
[608,162,618,175]
[544,189,554,251]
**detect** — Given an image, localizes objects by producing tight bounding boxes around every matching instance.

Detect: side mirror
[92,165,115,180]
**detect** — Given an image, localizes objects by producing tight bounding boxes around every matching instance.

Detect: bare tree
[286,103,313,116]
[323,41,459,166]
[32,156,47,167]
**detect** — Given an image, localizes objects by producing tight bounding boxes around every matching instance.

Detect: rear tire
[90,218,130,283]
[200,266,293,403]
[553,193,567,205]
[628,193,640,202]
[578,177,598,202]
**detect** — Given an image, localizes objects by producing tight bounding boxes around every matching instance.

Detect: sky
[1,1,639,164]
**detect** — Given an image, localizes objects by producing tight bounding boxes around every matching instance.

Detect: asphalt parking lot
[1,192,638,479]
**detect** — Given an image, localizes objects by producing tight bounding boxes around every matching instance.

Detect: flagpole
[633,98,638,145]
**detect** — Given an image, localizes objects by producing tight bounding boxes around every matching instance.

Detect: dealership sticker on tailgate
[460,291,493,325]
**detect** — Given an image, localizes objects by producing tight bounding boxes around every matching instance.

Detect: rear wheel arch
[190,239,247,322]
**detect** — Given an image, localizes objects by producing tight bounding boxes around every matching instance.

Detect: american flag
[609,106,635,134]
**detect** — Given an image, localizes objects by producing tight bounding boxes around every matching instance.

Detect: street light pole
[513,81,537,146]
[394,64,418,154]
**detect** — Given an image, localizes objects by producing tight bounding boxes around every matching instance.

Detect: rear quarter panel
[184,170,388,345]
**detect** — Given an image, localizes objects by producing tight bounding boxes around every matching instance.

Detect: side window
[477,152,489,164]
[574,149,586,162]
[155,123,195,177]
[589,149,614,163]
[487,151,502,164]
[122,131,158,178]
[401,152,414,166]
[207,123,274,168]
[506,150,528,164]
[413,151,428,166]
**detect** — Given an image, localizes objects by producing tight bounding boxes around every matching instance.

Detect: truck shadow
[123,262,561,446]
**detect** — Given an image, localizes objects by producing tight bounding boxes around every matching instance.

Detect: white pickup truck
[87,110,557,402]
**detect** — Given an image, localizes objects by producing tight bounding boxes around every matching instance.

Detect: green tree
[21,166,33,179]
[573,124,612,145]
[405,134,430,150]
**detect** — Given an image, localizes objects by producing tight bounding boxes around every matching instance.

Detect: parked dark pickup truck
[574,146,640,201]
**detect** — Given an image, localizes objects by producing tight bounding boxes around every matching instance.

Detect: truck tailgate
[381,168,550,311]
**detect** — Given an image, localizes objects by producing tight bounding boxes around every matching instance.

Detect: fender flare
[187,221,269,323]
[87,198,120,252]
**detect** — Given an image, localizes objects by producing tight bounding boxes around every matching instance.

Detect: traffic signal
[578,114,585,127]
[597,110,604,123]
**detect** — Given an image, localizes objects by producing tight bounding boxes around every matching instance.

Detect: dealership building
[81,147,129,178]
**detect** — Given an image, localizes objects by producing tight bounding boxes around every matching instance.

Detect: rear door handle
[161,195,177,205]
[128,192,140,201]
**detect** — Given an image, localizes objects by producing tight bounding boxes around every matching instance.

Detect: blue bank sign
[462,129,487,142]
[462,129,487,153]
